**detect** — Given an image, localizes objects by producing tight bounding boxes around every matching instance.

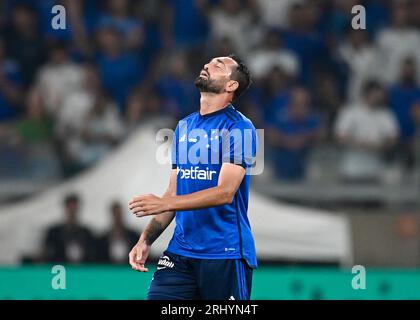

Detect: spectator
[338,28,379,102]
[283,2,327,87]
[42,193,96,263]
[161,0,210,49]
[96,201,139,264]
[365,0,391,37]
[267,86,322,180]
[15,87,61,181]
[95,25,143,112]
[56,63,102,144]
[248,28,299,80]
[64,89,124,172]
[261,66,294,123]
[255,0,302,29]
[35,40,85,117]
[24,0,92,56]
[410,0,420,29]
[54,61,124,176]
[209,0,261,56]
[326,0,361,40]
[0,38,23,123]
[389,57,420,169]
[155,52,199,119]
[211,36,237,58]
[125,87,163,131]
[16,88,53,146]
[4,3,45,86]
[375,1,420,84]
[335,81,399,182]
[96,0,144,51]
[312,72,343,140]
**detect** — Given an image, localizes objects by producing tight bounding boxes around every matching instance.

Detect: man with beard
[128,55,258,300]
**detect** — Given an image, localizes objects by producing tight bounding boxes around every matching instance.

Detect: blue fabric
[169,104,258,269]
[263,90,291,124]
[271,112,320,180]
[148,250,253,300]
[389,85,420,140]
[97,53,143,111]
[283,30,327,86]
[166,0,209,47]
[96,15,143,39]
[0,61,23,122]
[366,0,390,37]
[7,0,100,49]
[155,75,200,118]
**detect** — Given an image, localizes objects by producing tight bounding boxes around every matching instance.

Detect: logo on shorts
[157,255,175,270]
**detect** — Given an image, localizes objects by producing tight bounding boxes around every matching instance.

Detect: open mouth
[200,70,209,77]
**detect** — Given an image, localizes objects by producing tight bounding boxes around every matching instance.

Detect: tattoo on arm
[144,219,164,246]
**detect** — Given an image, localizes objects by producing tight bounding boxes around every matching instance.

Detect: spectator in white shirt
[335,81,399,182]
[35,40,85,117]
[209,0,261,56]
[72,90,125,170]
[56,64,125,174]
[375,2,420,85]
[338,28,379,102]
[248,28,299,80]
[255,0,303,28]
[56,63,101,142]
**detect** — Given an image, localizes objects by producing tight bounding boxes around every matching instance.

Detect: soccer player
[128,54,258,300]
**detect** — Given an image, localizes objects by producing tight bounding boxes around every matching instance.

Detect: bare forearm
[139,211,174,245]
[139,187,176,245]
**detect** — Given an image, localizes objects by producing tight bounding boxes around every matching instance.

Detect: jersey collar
[199,104,234,118]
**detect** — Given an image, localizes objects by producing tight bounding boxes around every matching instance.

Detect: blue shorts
[147,250,253,300]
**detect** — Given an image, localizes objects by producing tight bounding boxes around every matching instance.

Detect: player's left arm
[129,163,245,217]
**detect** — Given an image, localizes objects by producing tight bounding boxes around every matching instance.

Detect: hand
[129,239,150,272]
[128,194,170,217]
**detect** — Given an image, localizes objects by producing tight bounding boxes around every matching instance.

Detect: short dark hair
[362,80,383,97]
[110,200,122,211]
[228,54,252,100]
[64,193,80,206]
[47,38,69,54]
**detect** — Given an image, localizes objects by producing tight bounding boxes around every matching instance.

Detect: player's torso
[175,111,236,194]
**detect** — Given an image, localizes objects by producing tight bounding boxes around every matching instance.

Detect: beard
[194,74,225,94]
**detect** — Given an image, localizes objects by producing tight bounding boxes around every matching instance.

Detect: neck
[199,92,232,115]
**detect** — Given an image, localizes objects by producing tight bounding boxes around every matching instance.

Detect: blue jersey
[168,104,258,268]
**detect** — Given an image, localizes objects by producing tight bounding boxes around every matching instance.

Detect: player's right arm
[129,169,177,272]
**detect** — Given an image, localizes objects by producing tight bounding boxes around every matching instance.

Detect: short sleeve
[222,120,257,170]
[171,124,179,169]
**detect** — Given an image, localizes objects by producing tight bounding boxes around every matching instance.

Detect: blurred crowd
[23,193,140,264]
[0,0,420,187]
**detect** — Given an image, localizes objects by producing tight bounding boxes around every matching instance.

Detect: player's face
[194,57,237,94]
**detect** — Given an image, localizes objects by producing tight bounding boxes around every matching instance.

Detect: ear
[226,80,239,94]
